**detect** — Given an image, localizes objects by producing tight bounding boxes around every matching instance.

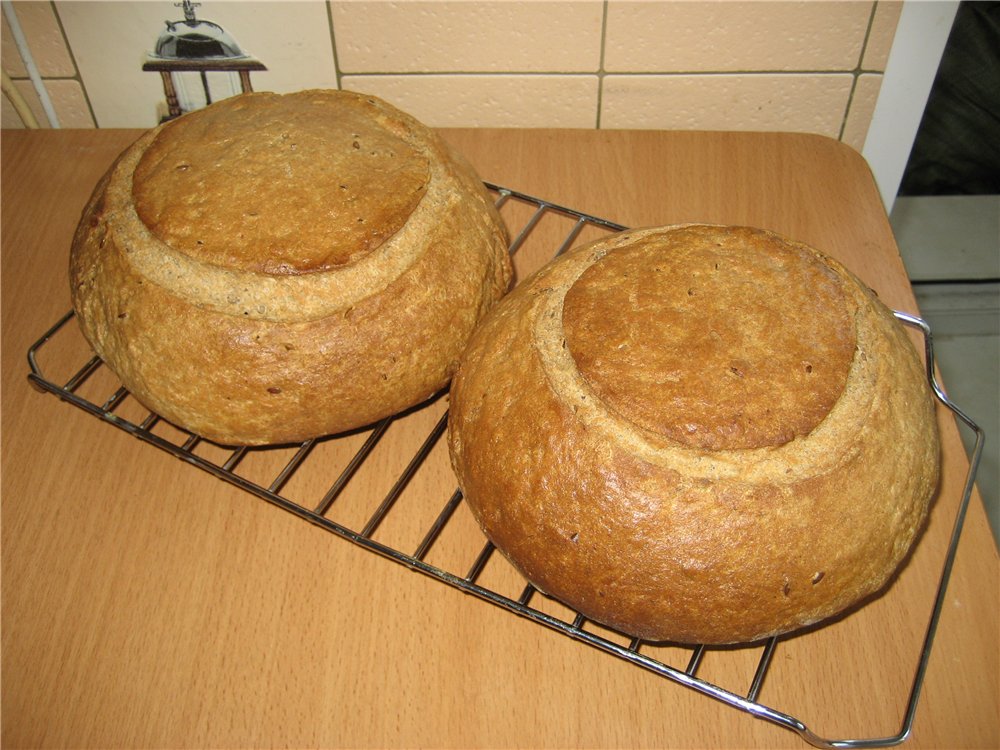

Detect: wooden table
[2,128,997,749]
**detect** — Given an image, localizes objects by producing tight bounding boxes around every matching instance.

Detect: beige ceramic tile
[605,1,872,72]
[842,72,882,152]
[1,94,23,128]
[3,13,27,77]
[1,78,35,127]
[0,76,91,128]
[3,1,75,77]
[863,1,902,71]
[341,74,599,128]
[56,1,335,128]
[331,1,603,73]
[601,73,854,137]
[45,78,94,127]
[1,77,52,127]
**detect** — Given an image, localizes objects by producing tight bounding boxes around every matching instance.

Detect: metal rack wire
[27,184,984,749]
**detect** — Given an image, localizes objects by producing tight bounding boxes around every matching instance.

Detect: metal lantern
[143,1,265,120]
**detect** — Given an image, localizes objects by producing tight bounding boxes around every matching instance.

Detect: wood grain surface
[2,128,997,749]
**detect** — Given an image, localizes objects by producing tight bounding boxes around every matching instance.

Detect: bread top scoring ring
[532,225,882,480]
[92,90,477,323]
[563,227,856,451]
[448,223,940,644]
[133,90,428,274]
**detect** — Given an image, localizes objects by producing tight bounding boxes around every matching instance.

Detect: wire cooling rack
[28,184,984,749]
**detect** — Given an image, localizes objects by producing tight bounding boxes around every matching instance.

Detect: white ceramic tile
[56,1,335,128]
[331,1,603,73]
[57,1,190,127]
[205,2,337,94]
[604,1,872,73]
[842,72,882,152]
[601,73,853,137]
[341,74,599,128]
[864,1,903,71]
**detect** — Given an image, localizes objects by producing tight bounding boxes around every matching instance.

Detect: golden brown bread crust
[70,90,511,445]
[131,92,429,273]
[447,224,940,645]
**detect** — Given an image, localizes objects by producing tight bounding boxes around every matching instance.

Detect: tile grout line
[6,4,894,135]
[326,2,343,90]
[839,0,880,142]
[595,0,609,130]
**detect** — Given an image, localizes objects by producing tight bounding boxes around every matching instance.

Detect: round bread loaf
[70,90,511,445]
[448,224,940,645]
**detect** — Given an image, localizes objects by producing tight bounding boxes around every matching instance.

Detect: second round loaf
[448,224,940,645]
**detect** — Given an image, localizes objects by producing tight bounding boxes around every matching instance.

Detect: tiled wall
[2,0,901,153]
